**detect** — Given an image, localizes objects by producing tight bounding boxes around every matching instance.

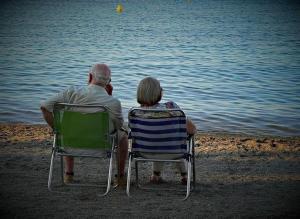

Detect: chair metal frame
[126,108,196,200]
[48,103,116,196]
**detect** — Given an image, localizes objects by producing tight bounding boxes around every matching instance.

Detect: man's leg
[65,156,74,173]
[118,135,128,176]
[114,134,128,187]
[64,156,74,183]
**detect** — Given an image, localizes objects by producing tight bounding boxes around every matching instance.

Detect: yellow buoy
[116,4,123,13]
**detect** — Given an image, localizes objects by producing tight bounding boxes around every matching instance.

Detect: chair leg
[60,156,64,185]
[191,136,196,189]
[183,158,192,200]
[99,140,115,196]
[99,152,113,197]
[192,153,196,189]
[126,154,132,197]
[135,160,139,187]
[48,150,56,191]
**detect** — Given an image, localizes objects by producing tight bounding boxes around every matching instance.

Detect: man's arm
[40,106,54,128]
[40,87,71,128]
[110,99,124,130]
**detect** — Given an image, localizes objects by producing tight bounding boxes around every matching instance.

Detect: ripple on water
[0,0,300,136]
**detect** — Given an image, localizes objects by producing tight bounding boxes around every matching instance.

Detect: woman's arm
[186,118,197,135]
[165,101,197,134]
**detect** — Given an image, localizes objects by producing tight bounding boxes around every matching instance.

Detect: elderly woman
[136,77,197,184]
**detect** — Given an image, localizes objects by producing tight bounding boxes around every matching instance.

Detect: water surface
[1,0,300,136]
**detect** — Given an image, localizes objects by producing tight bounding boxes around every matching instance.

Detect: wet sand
[0,123,299,218]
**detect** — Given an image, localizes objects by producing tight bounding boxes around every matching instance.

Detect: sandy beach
[0,123,299,218]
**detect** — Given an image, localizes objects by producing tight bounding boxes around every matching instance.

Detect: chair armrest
[187,134,194,140]
[187,134,195,155]
[120,127,129,135]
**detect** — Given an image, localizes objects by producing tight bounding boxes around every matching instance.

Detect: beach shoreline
[0,123,299,218]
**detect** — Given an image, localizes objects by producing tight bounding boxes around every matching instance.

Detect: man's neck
[90,81,105,88]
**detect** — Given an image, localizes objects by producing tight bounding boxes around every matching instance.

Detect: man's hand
[105,83,113,95]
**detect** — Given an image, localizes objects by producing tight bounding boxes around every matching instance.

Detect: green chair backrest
[53,108,110,150]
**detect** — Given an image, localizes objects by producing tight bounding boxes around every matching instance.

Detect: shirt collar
[88,84,106,92]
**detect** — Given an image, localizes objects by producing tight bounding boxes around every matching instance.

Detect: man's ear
[88,73,92,84]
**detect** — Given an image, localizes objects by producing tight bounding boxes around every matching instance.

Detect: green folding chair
[48,103,116,196]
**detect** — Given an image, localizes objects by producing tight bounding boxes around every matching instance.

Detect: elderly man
[40,64,128,187]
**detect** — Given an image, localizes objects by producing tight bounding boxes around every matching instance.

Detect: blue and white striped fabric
[129,109,187,154]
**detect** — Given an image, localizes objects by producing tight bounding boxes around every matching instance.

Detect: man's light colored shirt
[41,84,124,133]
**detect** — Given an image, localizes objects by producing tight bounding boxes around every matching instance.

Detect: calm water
[1,0,300,136]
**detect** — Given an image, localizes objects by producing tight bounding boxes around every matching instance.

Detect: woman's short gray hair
[137,77,162,106]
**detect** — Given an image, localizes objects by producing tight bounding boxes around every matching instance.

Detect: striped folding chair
[126,108,196,200]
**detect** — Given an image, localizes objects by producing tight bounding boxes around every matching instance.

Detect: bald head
[89,64,111,86]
